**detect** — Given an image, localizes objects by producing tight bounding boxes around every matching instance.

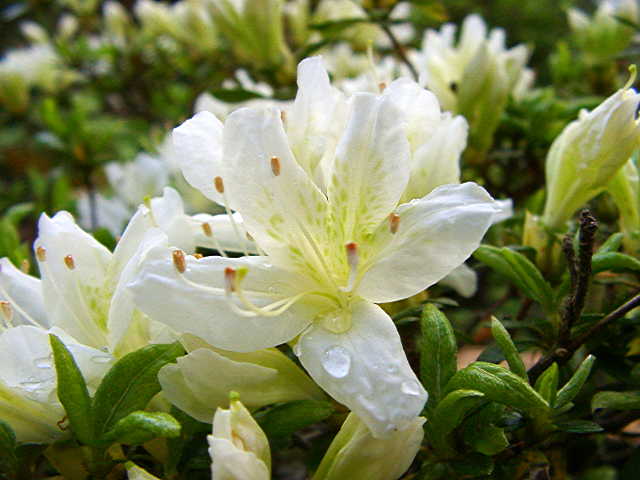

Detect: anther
[224,267,237,293]
[64,255,75,270]
[193,253,203,259]
[344,242,359,292]
[214,176,225,194]
[270,156,281,176]
[0,301,12,324]
[378,82,387,92]
[246,232,254,242]
[20,259,30,273]
[36,246,47,262]
[172,250,186,273]
[389,213,400,234]
[280,110,287,123]
[202,222,213,237]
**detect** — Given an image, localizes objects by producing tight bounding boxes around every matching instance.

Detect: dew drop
[91,355,112,364]
[20,380,44,392]
[322,345,351,378]
[34,355,52,369]
[401,380,422,396]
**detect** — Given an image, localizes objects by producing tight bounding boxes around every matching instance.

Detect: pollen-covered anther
[0,301,12,324]
[280,110,287,123]
[389,213,400,234]
[201,222,213,237]
[193,253,203,259]
[378,82,387,92]
[172,249,187,273]
[224,267,237,293]
[36,246,47,262]
[214,176,225,194]
[270,156,281,176]
[64,255,75,270]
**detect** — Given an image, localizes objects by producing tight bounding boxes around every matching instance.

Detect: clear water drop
[20,380,43,392]
[91,355,112,364]
[321,345,351,378]
[34,355,52,369]
[401,380,422,396]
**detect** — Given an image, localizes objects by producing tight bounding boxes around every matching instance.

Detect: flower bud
[313,413,425,480]
[541,76,640,230]
[208,396,271,480]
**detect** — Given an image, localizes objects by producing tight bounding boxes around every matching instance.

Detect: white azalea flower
[130,56,501,437]
[313,413,425,480]
[158,334,325,423]
[105,153,169,207]
[76,190,131,236]
[208,396,271,480]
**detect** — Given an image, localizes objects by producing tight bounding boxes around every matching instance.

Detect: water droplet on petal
[401,380,422,396]
[322,345,351,378]
[20,380,44,392]
[34,355,52,369]
[91,355,112,364]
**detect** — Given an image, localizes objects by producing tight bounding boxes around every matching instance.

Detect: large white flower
[130,56,500,437]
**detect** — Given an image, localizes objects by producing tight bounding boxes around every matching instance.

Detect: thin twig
[380,23,419,81]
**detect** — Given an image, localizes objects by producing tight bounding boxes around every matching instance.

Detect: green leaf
[449,453,494,478]
[534,363,559,407]
[92,342,184,441]
[0,420,17,470]
[555,355,596,409]
[490,317,527,379]
[555,420,603,433]
[208,89,264,103]
[463,403,509,456]
[49,334,95,446]
[256,400,334,448]
[427,389,485,456]
[103,411,181,445]
[473,245,555,311]
[446,362,549,415]
[420,304,458,410]
[592,391,640,411]
[597,232,624,254]
[592,252,640,274]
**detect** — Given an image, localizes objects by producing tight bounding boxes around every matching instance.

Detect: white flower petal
[191,212,258,254]
[0,257,48,327]
[150,187,195,252]
[35,212,112,348]
[439,263,478,298]
[221,107,330,270]
[173,110,225,204]
[129,246,318,352]
[296,300,427,438]
[328,92,410,243]
[358,183,498,303]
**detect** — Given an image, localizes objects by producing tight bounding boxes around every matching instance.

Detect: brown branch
[380,23,419,81]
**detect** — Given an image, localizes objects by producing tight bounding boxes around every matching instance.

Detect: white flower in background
[103,1,132,47]
[77,190,131,236]
[0,259,112,443]
[158,333,325,422]
[568,0,638,64]
[541,76,640,230]
[414,14,530,156]
[208,396,271,480]
[105,153,169,207]
[312,413,425,480]
[313,0,381,50]
[608,157,640,253]
[131,57,501,436]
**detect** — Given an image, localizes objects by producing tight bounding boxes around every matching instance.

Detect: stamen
[200,221,229,258]
[280,110,287,123]
[144,195,158,227]
[343,242,359,292]
[214,176,225,194]
[172,250,186,273]
[389,213,400,234]
[193,253,203,259]
[378,82,387,92]
[20,259,30,273]
[625,64,637,90]
[270,156,281,176]
[224,267,237,293]
[0,301,13,327]
[36,246,47,262]
[202,222,212,237]
[64,255,75,270]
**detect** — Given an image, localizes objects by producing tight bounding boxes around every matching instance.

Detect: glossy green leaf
[427,389,485,456]
[534,363,559,407]
[92,342,184,441]
[555,355,596,409]
[463,403,509,456]
[474,245,555,311]
[490,317,527,379]
[555,420,603,433]
[597,232,624,254]
[446,362,549,415]
[103,411,181,445]
[592,252,640,274]
[49,334,95,446]
[592,391,640,411]
[420,304,458,410]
